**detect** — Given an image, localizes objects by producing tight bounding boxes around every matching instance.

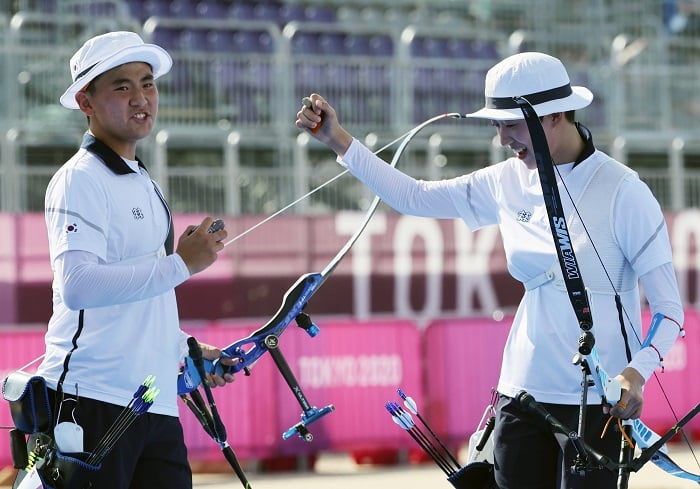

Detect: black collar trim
[80,133,146,175]
[573,123,595,167]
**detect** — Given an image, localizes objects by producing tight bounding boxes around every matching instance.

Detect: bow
[516,97,700,485]
[178,112,462,439]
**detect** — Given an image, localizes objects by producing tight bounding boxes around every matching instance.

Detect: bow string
[178,111,462,385]
[177,111,462,460]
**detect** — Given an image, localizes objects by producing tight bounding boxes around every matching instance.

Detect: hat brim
[466,86,594,121]
[60,43,172,109]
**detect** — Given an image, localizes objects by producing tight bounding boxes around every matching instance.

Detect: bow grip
[208,354,245,376]
[219,338,263,374]
[178,356,201,394]
[177,356,234,395]
[584,347,622,405]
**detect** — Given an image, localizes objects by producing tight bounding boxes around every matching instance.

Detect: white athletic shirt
[339,134,683,405]
[39,134,191,416]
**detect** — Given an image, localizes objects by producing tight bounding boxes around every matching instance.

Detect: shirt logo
[132,208,145,220]
[516,210,532,222]
[65,223,78,233]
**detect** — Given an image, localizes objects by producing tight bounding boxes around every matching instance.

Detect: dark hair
[538,111,576,124]
[83,74,101,124]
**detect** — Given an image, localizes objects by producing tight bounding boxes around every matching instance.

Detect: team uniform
[336,124,683,488]
[39,133,193,487]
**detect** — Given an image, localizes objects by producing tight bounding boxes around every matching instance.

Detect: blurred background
[1,0,700,485]
[1,0,700,214]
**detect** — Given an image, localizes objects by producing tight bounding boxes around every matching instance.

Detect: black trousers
[47,390,192,489]
[493,394,622,489]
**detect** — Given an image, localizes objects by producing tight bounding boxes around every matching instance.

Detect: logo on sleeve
[516,210,532,222]
[132,208,145,220]
[65,223,78,233]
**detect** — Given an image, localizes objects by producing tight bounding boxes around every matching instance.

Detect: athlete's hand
[200,342,237,387]
[296,93,354,157]
[605,367,644,419]
[176,217,227,275]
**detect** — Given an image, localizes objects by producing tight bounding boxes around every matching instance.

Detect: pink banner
[0,320,421,467]
[1,314,697,469]
[639,309,700,439]
[423,317,511,446]
[265,318,422,454]
[181,318,423,458]
[423,312,700,446]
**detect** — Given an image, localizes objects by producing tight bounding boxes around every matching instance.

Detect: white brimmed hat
[466,52,593,121]
[60,31,172,109]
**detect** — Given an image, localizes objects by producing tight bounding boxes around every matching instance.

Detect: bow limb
[177,112,462,393]
[176,112,463,488]
[320,112,464,280]
[516,97,700,481]
[631,407,700,480]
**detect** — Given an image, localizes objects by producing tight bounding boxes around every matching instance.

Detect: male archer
[31,31,236,489]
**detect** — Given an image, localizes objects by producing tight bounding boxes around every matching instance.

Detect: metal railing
[2,2,700,214]
[4,124,700,215]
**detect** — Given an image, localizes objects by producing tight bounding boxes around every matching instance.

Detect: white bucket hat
[466,52,593,121]
[60,31,172,109]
